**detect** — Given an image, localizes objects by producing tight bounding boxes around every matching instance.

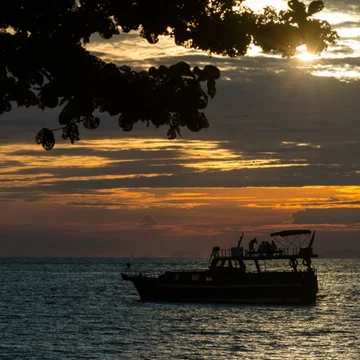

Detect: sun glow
[295,46,319,62]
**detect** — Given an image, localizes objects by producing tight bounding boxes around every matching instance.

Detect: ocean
[0,258,359,359]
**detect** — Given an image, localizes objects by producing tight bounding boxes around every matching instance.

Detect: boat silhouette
[122,230,319,305]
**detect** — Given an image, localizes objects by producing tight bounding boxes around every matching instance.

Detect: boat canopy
[270,229,312,237]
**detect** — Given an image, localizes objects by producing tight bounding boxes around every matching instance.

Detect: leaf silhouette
[308,1,324,16]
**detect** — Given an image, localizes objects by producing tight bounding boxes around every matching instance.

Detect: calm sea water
[0,258,359,360]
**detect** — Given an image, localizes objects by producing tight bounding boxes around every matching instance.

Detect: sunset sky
[1,0,359,257]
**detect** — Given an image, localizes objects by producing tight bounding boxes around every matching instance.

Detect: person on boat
[248,238,257,254]
[264,241,272,255]
[258,241,266,254]
[271,240,283,254]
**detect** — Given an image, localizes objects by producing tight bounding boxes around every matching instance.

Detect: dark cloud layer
[293,208,360,225]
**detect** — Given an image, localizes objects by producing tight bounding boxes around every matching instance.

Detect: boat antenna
[308,231,316,248]
[238,232,244,247]
[209,246,220,266]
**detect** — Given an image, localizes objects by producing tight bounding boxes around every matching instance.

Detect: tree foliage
[0,0,338,150]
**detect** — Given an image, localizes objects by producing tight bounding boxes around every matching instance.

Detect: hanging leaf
[141,29,158,44]
[167,127,176,140]
[35,128,55,151]
[0,100,11,114]
[308,1,324,15]
[59,107,73,125]
[118,113,134,132]
[198,112,210,129]
[83,115,100,130]
[62,123,80,144]
[288,0,306,13]
[207,79,217,99]
[203,65,221,80]
[39,85,58,109]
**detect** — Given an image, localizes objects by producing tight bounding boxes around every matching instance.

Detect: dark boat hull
[122,271,318,305]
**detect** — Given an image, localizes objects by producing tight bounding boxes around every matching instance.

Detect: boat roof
[270,229,312,237]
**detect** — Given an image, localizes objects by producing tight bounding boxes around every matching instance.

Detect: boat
[122,229,319,305]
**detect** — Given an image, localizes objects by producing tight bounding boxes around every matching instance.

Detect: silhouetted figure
[265,241,272,255]
[248,238,257,254]
[258,241,266,254]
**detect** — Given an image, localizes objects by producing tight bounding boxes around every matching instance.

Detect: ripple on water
[0,258,359,360]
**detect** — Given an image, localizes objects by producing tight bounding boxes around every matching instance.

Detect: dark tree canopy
[0,0,337,150]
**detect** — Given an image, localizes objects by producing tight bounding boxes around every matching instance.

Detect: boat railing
[217,249,232,257]
[214,247,312,258]
[245,247,301,256]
